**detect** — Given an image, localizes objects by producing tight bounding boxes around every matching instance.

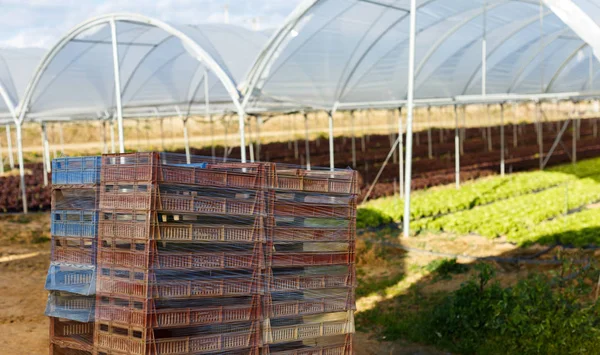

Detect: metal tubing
[238,111,247,163]
[256,116,262,161]
[537,102,543,169]
[41,124,49,186]
[398,108,404,198]
[427,107,432,159]
[59,122,65,155]
[304,113,311,170]
[500,104,505,177]
[572,118,577,164]
[486,105,492,152]
[248,117,255,163]
[110,119,116,153]
[0,133,4,174]
[351,111,356,169]
[101,120,107,154]
[454,105,460,189]
[6,124,14,169]
[541,119,571,169]
[16,123,27,213]
[110,19,125,153]
[328,111,335,171]
[182,118,191,164]
[402,0,417,238]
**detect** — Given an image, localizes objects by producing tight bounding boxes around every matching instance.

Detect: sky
[0,0,303,48]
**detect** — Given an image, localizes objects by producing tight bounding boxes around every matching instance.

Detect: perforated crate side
[51,210,99,238]
[45,263,96,296]
[45,292,95,323]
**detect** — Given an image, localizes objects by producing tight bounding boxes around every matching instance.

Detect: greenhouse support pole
[303,113,311,170]
[176,107,191,164]
[351,111,356,169]
[427,107,432,159]
[500,104,505,177]
[159,118,165,151]
[237,110,247,163]
[110,119,116,153]
[454,105,460,189]
[101,120,107,154]
[572,119,577,164]
[15,122,27,213]
[248,117,255,163]
[59,122,65,155]
[402,0,416,238]
[0,133,4,174]
[486,105,492,152]
[110,18,125,153]
[398,108,404,198]
[6,124,14,169]
[536,102,543,169]
[41,123,49,187]
[256,116,262,161]
[328,111,335,171]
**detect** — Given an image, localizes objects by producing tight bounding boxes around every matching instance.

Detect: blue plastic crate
[44,291,95,322]
[52,156,101,185]
[45,262,96,295]
[51,210,98,238]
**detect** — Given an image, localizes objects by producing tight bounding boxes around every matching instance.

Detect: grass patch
[424,258,469,280]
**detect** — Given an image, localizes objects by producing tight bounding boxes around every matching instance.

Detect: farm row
[362,156,600,246]
[0,117,597,212]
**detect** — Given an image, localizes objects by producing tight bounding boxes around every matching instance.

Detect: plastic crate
[52,156,101,185]
[265,290,355,319]
[94,321,261,355]
[51,237,96,265]
[263,311,354,344]
[274,201,356,219]
[51,210,98,238]
[261,334,353,355]
[99,185,267,217]
[268,267,355,292]
[98,211,153,240]
[268,251,354,268]
[98,249,264,270]
[49,317,94,353]
[96,267,261,299]
[271,226,354,242]
[273,169,358,195]
[96,295,262,328]
[45,291,95,322]
[50,344,93,355]
[45,263,96,295]
[101,152,272,190]
[157,218,267,243]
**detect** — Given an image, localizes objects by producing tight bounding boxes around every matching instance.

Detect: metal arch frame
[458,10,553,95]
[545,42,589,93]
[16,13,245,123]
[241,0,321,110]
[506,27,572,93]
[0,83,17,121]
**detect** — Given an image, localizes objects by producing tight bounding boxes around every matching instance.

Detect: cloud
[0,0,302,48]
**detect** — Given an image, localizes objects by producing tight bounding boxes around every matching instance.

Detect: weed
[424,258,469,280]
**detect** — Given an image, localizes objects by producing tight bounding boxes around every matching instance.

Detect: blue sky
[0,0,303,48]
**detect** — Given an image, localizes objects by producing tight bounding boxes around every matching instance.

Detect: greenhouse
[1,0,600,236]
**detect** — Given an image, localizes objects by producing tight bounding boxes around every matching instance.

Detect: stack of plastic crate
[46,156,102,355]
[93,152,272,355]
[261,166,358,354]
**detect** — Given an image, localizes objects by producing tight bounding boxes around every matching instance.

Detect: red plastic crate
[271,226,354,242]
[265,291,355,319]
[98,211,154,240]
[101,152,272,190]
[51,237,96,265]
[50,317,94,353]
[268,251,354,268]
[96,295,262,328]
[50,344,92,355]
[273,202,356,219]
[100,186,267,217]
[97,249,264,270]
[97,267,262,299]
[263,311,354,344]
[260,334,353,355]
[268,267,356,292]
[94,321,261,355]
[273,169,358,195]
[157,218,267,243]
